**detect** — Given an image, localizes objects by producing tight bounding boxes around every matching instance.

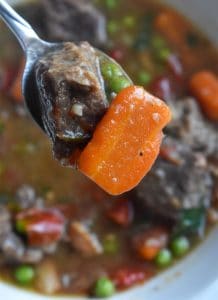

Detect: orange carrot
[154,10,187,46]
[139,245,160,261]
[78,86,172,195]
[154,11,199,69]
[10,58,25,103]
[190,71,218,121]
[133,227,169,261]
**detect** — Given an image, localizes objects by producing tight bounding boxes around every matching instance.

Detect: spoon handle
[0,0,39,51]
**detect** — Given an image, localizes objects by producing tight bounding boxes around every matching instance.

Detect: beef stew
[0,0,218,297]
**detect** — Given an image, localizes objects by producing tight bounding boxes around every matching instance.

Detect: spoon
[0,0,131,132]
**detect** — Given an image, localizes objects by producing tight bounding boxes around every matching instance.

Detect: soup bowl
[0,0,218,299]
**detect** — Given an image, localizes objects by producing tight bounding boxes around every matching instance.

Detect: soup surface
[0,0,218,297]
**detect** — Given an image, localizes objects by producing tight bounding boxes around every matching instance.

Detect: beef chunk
[1,233,25,261]
[134,138,213,220]
[21,248,44,264]
[41,0,107,48]
[61,262,106,293]
[16,185,36,209]
[135,97,217,220]
[0,233,43,264]
[16,185,44,210]
[35,42,107,166]
[167,97,218,156]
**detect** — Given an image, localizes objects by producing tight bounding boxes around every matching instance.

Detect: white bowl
[1,0,218,299]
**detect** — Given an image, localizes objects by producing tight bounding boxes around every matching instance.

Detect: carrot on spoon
[78,86,171,195]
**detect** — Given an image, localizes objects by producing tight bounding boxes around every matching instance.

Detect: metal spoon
[0,0,131,132]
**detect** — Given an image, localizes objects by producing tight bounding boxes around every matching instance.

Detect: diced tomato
[107,199,134,227]
[167,54,183,81]
[0,64,19,93]
[111,266,154,290]
[109,48,125,62]
[52,203,77,219]
[16,208,65,246]
[149,76,173,101]
[2,168,22,190]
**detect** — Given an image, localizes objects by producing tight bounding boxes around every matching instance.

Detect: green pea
[94,277,116,298]
[122,34,134,46]
[107,20,119,34]
[123,16,136,28]
[105,0,118,9]
[151,35,167,50]
[171,236,190,257]
[151,35,171,62]
[138,71,152,86]
[103,234,119,254]
[110,76,132,93]
[155,249,172,268]
[156,48,171,62]
[101,62,123,79]
[14,265,35,285]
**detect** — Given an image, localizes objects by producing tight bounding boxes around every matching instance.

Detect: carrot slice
[133,226,169,261]
[190,71,218,121]
[154,11,199,69]
[154,10,190,47]
[78,86,172,195]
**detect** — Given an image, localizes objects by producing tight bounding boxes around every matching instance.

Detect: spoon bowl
[0,0,131,132]
[23,40,62,130]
